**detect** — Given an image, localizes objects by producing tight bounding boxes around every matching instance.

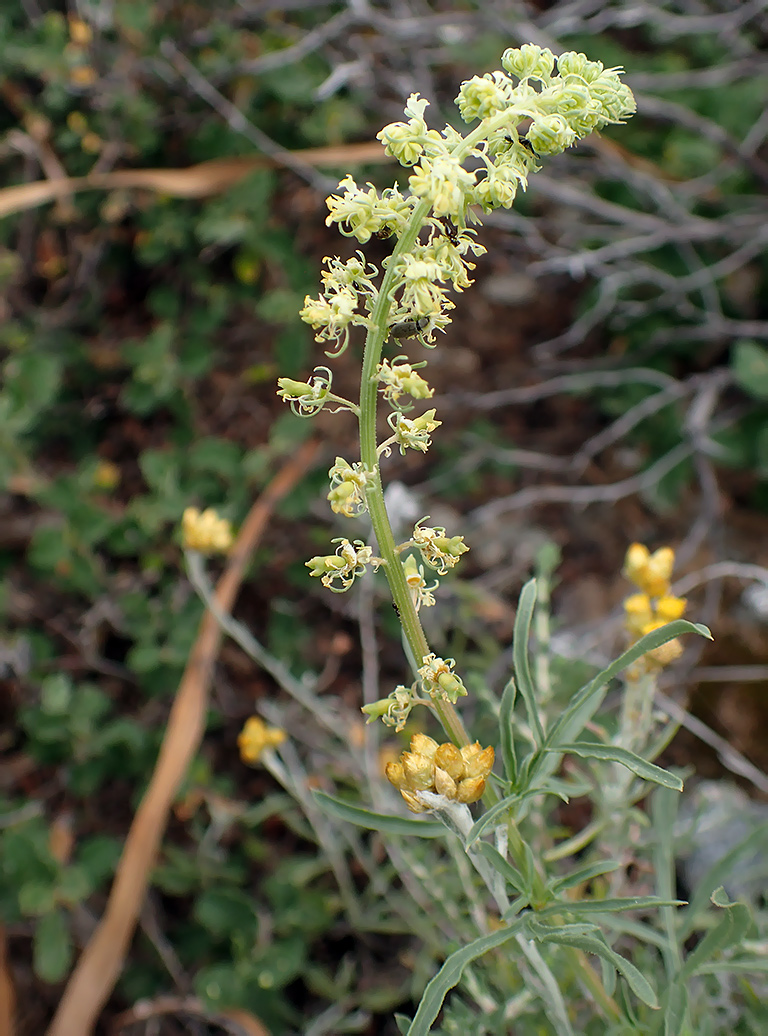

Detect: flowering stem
[358,197,470,749]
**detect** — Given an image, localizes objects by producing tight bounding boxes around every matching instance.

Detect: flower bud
[277,377,314,398]
[401,790,430,813]
[384,761,407,789]
[643,548,676,597]
[434,766,458,799]
[434,743,465,779]
[501,44,556,82]
[649,637,684,667]
[526,114,577,155]
[456,776,486,804]
[624,543,650,585]
[410,733,439,760]
[461,743,495,780]
[402,751,435,790]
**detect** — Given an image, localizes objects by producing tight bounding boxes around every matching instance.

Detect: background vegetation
[2,2,768,1034]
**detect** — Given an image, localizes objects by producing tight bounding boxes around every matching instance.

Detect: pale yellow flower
[181,507,233,554]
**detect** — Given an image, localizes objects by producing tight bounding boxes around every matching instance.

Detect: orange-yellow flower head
[238,716,286,765]
[622,544,687,671]
[385,733,494,812]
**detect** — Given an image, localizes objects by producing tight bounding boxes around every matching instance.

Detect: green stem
[358,197,470,749]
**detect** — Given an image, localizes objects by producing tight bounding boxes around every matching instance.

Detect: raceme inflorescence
[277,43,637,794]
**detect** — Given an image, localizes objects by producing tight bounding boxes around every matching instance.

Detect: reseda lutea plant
[279,44,636,749]
[271,47,741,1035]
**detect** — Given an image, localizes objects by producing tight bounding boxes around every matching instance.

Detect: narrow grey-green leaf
[499,673,518,783]
[679,898,753,979]
[555,743,684,791]
[538,931,658,1008]
[466,793,522,847]
[543,896,685,916]
[473,841,530,896]
[549,860,621,895]
[664,982,688,1036]
[311,791,444,838]
[694,959,768,975]
[406,919,528,1036]
[513,579,544,745]
[547,620,711,750]
[600,914,671,951]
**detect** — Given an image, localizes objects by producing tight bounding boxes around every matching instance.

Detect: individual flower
[376,358,434,407]
[411,520,469,574]
[299,285,359,355]
[473,163,525,211]
[238,716,286,764]
[327,457,375,517]
[277,366,333,416]
[385,733,495,812]
[93,459,120,490]
[526,113,577,156]
[306,538,381,593]
[377,94,446,167]
[394,254,452,320]
[325,178,413,242]
[455,72,511,123]
[362,683,420,732]
[387,408,441,454]
[182,507,233,554]
[403,554,438,610]
[418,653,467,704]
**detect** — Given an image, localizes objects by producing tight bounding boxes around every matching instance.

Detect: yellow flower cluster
[237,716,286,764]
[623,543,687,668]
[385,733,494,813]
[181,507,233,554]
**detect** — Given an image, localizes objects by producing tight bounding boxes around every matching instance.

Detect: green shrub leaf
[311,791,444,837]
[553,743,684,791]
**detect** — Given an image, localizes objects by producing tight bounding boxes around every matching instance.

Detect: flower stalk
[283,42,636,753]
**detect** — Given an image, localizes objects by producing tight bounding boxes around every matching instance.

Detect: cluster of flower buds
[237,716,286,765]
[623,543,687,668]
[385,733,495,813]
[306,538,382,593]
[181,507,233,554]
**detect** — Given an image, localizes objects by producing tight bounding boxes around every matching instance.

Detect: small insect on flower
[504,134,539,160]
[390,315,430,340]
[439,217,460,244]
